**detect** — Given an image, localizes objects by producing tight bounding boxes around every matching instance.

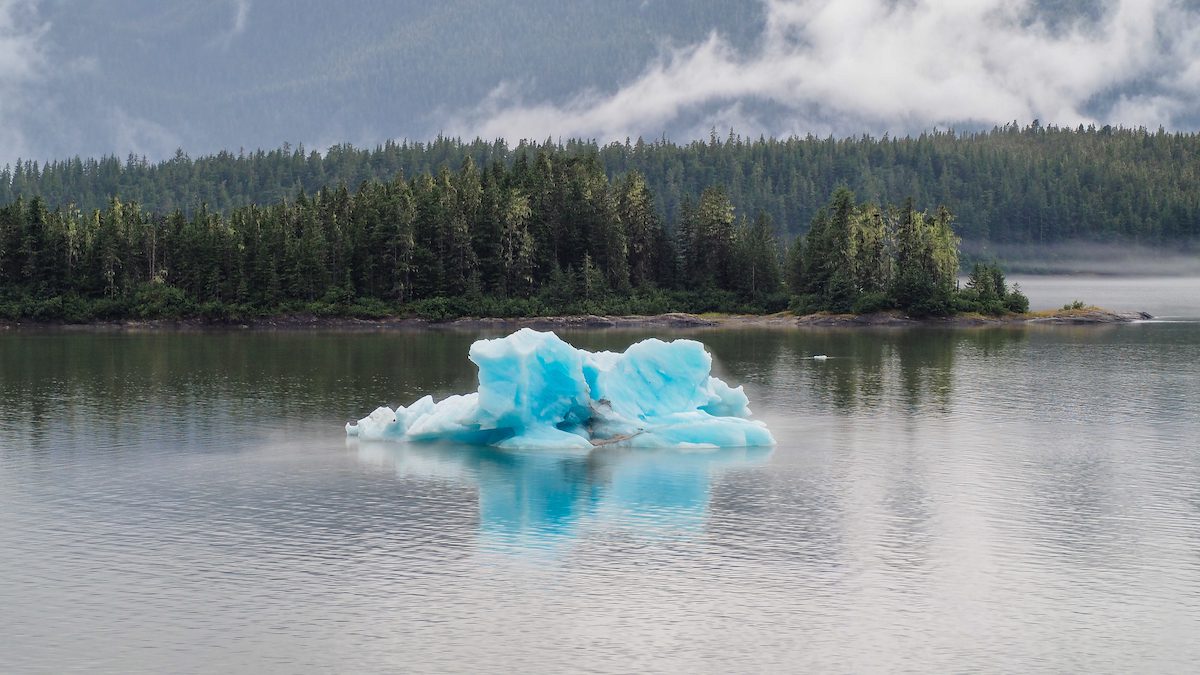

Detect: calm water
[2,277,1199,674]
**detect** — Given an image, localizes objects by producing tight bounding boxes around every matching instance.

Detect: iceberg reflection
[353,440,772,548]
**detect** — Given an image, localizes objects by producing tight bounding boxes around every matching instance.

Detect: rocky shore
[1,308,1154,331]
[791,308,1153,328]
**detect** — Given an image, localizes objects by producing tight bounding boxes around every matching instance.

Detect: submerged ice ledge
[346,328,775,450]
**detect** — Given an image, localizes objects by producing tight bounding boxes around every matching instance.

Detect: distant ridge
[3,124,1198,244]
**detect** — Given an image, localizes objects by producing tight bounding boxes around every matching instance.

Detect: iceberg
[346,328,774,449]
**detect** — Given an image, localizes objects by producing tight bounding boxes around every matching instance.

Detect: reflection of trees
[0,331,483,451]
[704,327,1030,414]
[894,331,957,411]
[568,327,1030,416]
[1,327,1033,453]
[965,327,1030,357]
[691,330,790,384]
[355,441,772,548]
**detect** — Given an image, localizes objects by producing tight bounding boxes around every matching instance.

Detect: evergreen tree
[688,186,736,288]
[735,211,782,303]
[785,235,805,296]
[617,170,660,288]
[499,188,535,297]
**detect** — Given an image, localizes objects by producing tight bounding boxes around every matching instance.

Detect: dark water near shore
[2,277,1199,673]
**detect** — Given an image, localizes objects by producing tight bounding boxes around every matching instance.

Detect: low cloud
[0,0,47,158]
[212,0,250,50]
[968,240,1200,277]
[0,1,187,162]
[451,0,1200,142]
[231,0,249,35]
[110,108,183,161]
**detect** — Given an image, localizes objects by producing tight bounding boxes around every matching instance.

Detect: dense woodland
[3,123,1198,246]
[0,149,1026,321]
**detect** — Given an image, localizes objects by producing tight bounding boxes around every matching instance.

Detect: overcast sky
[2,0,1199,162]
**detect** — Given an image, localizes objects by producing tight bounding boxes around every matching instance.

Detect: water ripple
[2,323,1200,673]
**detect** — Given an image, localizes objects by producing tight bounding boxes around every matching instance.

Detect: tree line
[3,122,1198,246]
[787,188,1027,316]
[0,151,1025,322]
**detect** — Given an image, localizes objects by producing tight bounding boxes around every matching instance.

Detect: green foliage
[784,237,805,296]
[733,211,783,306]
[0,292,126,323]
[346,297,396,319]
[0,154,1001,323]
[957,262,1008,314]
[1005,284,1030,314]
[1063,299,1087,310]
[788,190,961,316]
[789,293,823,316]
[0,152,681,321]
[852,292,893,315]
[682,186,737,288]
[954,263,1032,315]
[6,124,1198,245]
[409,297,463,322]
[132,283,193,319]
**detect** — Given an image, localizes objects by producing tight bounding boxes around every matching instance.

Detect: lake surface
[2,277,1199,673]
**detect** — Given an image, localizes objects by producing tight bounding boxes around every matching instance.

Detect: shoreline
[0,308,1154,332]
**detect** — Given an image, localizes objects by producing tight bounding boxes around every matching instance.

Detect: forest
[0,147,1029,322]
[2,122,1198,246]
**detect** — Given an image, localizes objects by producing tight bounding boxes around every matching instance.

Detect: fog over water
[1011,274,1200,318]
[1,276,1198,673]
[966,241,1200,277]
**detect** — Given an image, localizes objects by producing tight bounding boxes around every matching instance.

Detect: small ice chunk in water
[346,328,774,449]
[344,406,396,438]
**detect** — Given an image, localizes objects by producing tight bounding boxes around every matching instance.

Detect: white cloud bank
[451,0,1200,141]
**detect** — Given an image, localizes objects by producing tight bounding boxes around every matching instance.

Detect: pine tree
[618,170,661,288]
[785,235,805,296]
[735,211,782,302]
[499,188,535,297]
[688,186,736,288]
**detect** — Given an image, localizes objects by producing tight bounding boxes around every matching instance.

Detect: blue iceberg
[346,328,774,449]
